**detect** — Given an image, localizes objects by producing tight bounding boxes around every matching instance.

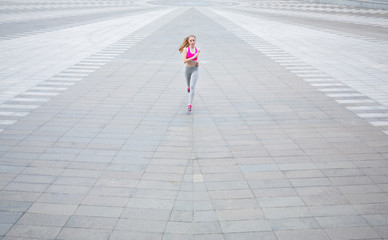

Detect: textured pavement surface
[1,0,388,239]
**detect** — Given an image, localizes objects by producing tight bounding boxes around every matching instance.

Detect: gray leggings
[185,66,199,105]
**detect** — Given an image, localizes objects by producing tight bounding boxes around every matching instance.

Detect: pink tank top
[186,47,198,61]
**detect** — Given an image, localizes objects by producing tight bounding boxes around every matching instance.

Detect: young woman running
[179,35,200,112]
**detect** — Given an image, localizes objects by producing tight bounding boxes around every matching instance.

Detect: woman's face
[189,37,196,46]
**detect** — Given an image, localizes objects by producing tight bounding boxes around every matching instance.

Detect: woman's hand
[196,61,199,66]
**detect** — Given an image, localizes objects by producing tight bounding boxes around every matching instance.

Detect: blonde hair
[179,35,196,53]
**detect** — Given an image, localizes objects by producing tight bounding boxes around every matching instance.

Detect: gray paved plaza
[1,0,388,239]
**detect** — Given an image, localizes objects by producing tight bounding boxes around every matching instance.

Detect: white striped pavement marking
[77,62,106,66]
[50,77,83,81]
[311,83,344,87]
[41,82,75,86]
[272,57,296,60]
[0,120,17,125]
[64,69,95,73]
[357,113,388,118]
[279,62,308,66]
[327,93,365,97]
[88,56,115,59]
[101,50,125,53]
[55,73,89,77]
[94,53,120,56]
[318,88,356,92]
[347,106,387,111]
[104,48,128,51]
[31,87,67,91]
[0,104,40,109]
[20,92,59,96]
[287,67,316,71]
[70,66,100,69]
[11,98,49,103]
[0,112,29,117]
[296,74,330,78]
[336,99,375,104]
[303,78,337,82]
[266,54,290,57]
[81,59,110,62]
[370,121,388,126]
[275,60,304,63]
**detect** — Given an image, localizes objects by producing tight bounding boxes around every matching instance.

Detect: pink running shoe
[187,104,192,112]
[187,87,190,93]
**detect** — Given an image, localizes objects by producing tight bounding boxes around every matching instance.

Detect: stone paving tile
[74,205,123,218]
[5,225,62,239]
[325,226,381,240]
[115,219,167,232]
[65,216,117,230]
[223,232,277,240]
[37,193,84,205]
[275,229,330,240]
[27,202,78,216]
[162,233,193,240]
[17,213,69,227]
[0,200,33,213]
[57,228,112,240]
[220,220,272,233]
[0,0,388,239]
[110,231,163,240]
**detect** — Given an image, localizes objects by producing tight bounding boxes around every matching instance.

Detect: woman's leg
[188,67,199,105]
[184,67,191,88]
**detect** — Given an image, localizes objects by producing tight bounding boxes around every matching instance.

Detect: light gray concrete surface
[298,0,388,10]
[0,0,388,239]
